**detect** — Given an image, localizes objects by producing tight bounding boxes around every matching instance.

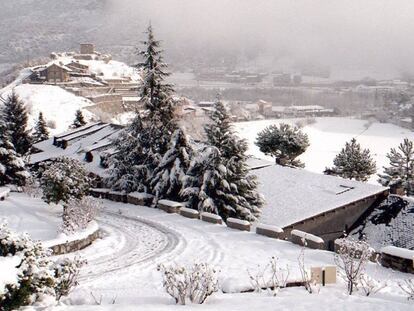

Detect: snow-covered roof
[30,123,122,176]
[255,165,388,228]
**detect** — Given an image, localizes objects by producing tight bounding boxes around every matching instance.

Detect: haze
[104,0,414,79]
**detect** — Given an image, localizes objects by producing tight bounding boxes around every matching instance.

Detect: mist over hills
[2,0,414,81]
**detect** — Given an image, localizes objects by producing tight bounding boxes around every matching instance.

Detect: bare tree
[334,238,373,295]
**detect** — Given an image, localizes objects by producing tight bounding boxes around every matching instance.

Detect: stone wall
[380,246,414,274]
[48,229,101,255]
[283,192,387,249]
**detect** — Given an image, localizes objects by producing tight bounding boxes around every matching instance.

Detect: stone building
[80,43,95,55]
[41,63,72,83]
[249,160,389,249]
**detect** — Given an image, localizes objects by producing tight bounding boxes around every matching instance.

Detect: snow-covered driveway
[62,200,412,310]
[77,211,182,281]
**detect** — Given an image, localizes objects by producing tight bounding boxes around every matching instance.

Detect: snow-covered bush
[40,157,90,205]
[0,223,85,310]
[399,279,414,300]
[62,196,101,234]
[22,175,42,198]
[158,263,219,305]
[359,274,387,297]
[53,257,86,301]
[334,238,374,295]
[255,123,309,168]
[247,256,289,296]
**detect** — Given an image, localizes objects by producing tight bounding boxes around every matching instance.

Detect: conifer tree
[33,112,49,143]
[138,24,177,156]
[107,114,151,192]
[108,24,178,194]
[182,147,234,217]
[151,127,193,203]
[255,123,309,168]
[0,120,29,186]
[3,91,32,155]
[378,138,414,195]
[72,109,86,128]
[182,99,263,221]
[328,138,376,182]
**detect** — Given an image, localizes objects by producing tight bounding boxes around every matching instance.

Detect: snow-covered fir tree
[2,91,32,155]
[108,24,177,194]
[151,127,193,203]
[378,138,414,195]
[0,119,30,186]
[182,147,233,216]
[137,24,177,156]
[33,112,49,143]
[328,138,376,182]
[107,114,152,192]
[40,157,90,204]
[71,109,86,128]
[255,123,309,168]
[182,100,263,221]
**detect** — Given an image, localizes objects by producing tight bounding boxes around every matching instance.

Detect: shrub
[247,256,289,296]
[334,238,374,295]
[40,157,90,205]
[158,263,219,305]
[0,223,85,310]
[62,196,101,234]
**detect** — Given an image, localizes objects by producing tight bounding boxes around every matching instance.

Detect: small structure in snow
[226,218,251,231]
[201,212,223,225]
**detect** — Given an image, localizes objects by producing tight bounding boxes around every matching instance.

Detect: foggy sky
[86,1,414,79]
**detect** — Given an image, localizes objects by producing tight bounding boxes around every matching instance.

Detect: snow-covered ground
[234,117,414,184]
[1,193,413,310]
[3,84,95,134]
[56,200,412,310]
[0,192,62,241]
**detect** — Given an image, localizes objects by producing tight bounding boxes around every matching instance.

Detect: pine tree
[72,109,86,128]
[255,123,309,168]
[378,138,414,195]
[151,127,193,203]
[106,114,152,192]
[107,24,178,194]
[2,91,32,155]
[329,138,376,182]
[33,112,49,143]
[182,99,263,221]
[138,24,177,156]
[0,120,29,186]
[182,147,235,217]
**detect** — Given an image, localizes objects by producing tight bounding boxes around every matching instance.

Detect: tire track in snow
[78,211,183,282]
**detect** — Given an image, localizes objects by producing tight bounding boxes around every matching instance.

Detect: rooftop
[254,164,388,228]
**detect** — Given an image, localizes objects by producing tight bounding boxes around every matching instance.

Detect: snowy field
[5,84,95,134]
[53,200,413,310]
[234,117,414,184]
[1,194,413,310]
